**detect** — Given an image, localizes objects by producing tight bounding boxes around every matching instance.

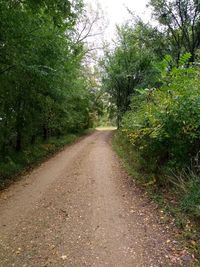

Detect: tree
[149,0,200,63]
[0,0,97,158]
[102,22,161,127]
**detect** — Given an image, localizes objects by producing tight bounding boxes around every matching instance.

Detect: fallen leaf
[190,240,196,246]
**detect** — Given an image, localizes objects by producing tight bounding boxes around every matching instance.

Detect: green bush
[122,66,200,175]
[181,178,200,218]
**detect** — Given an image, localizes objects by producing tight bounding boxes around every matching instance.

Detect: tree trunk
[31,135,36,145]
[43,126,48,141]
[15,130,22,151]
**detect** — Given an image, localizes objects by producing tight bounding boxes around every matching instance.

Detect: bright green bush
[122,65,200,173]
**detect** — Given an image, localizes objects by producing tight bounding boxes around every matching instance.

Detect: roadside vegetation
[0,130,94,190]
[102,0,200,260]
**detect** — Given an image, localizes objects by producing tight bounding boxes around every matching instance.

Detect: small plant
[181,178,200,218]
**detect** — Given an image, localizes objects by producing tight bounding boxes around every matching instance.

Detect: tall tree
[102,23,160,127]
[0,0,96,157]
[149,0,200,62]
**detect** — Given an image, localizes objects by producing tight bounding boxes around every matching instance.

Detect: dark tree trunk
[31,135,36,145]
[15,130,22,151]
[43,126,48,141]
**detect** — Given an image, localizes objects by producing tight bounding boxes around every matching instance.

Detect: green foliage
[113,130,200,262]
[0,0,96,164]
[112,130,147,182]
[149,0,200,63]
[181,178,200,218]
[0,132,89,189]
[119,63,200,231]
[179,53,192,66]
[122,66,200,174]
[103,0,200,125]
[102,22,161,126]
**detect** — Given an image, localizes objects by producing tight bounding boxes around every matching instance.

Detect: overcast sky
[85,0,151,41]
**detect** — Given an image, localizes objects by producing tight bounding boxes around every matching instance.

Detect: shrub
[122,66,200,176]
[181,178,200,218]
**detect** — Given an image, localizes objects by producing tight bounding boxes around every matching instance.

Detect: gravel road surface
[0,130,191,266]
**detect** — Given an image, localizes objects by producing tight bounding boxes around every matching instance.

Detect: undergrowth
[113,131,200,262]
[0,129,93,190]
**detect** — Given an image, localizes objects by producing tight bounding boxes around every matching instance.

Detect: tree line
[0,0,101,157]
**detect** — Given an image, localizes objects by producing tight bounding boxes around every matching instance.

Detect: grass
[112,130,200,263]
[0,129,94,190]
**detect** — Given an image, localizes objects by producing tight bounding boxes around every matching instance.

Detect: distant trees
[102,23,161,127]
[102,0,200,126]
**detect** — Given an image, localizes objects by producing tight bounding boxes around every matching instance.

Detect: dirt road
[0,130,190,266]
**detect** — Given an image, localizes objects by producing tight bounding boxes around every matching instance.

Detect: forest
[0,0,104,185]
[0,0,200,249]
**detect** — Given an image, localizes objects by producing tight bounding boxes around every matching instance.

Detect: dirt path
[0,130,191,266]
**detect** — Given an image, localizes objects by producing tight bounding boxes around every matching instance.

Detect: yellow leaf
[191,240,196,246]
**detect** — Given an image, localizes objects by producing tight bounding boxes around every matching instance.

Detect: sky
[85,0,151,42]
